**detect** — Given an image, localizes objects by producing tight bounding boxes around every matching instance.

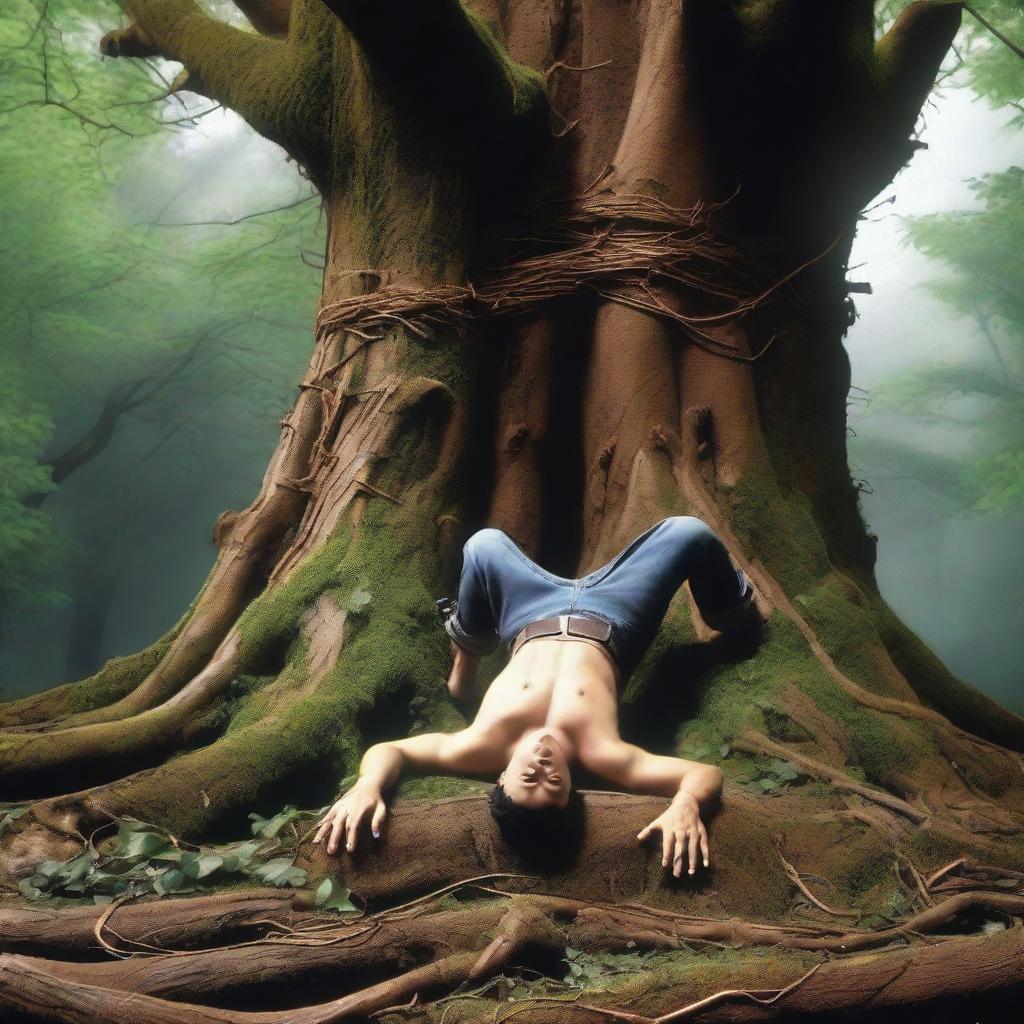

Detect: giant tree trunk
[3,1,1024,1020]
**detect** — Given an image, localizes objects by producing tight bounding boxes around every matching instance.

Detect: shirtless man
[313,516,757,877]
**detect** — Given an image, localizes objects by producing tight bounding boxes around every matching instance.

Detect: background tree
[2,2,1024,1022]
[853,166,1023,514]
[0,0,324,663]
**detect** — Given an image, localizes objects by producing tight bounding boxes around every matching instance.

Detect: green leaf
[34,859,65,880]
[249,806,301,839]
[250,857,307,888]
[123,830,175,859]
[17,878,42,901]
[347,588,372,614]
[195,854,224,879]
[60,853,95,886]
[770,759,800,781]
[0,807,27,838]
[154,867,193,896]
[178,851,202,881]
[314,877,356,912]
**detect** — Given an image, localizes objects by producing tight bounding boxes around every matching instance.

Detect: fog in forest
[1,12,1021,713]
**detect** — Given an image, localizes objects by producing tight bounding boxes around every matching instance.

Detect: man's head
[498,728,573,808]
[490,728,585,868]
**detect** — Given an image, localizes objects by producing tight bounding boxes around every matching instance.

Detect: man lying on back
[315,516,759,875]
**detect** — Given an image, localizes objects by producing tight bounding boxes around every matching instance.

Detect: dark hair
[488,781,586,871]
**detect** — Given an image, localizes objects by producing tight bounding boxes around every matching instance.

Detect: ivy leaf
[17,878,42,901]
[249,806,301,839]
[114,816,156,836]
[251,857,307,888]
[34,859,65,880]
[0,806,28,838]
[227,839,264,871]
[178,851,202,881]
[154,867,194,896]
[87,872,128,896]
[123,830,175,859]
[195,854,224,879]
[314,877,356,912]
[60,853,95,886]
[770,760,800,782]
[347,588,372,614]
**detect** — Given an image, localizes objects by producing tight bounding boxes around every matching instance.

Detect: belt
[510,614,622,686]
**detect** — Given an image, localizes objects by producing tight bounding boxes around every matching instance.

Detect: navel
[522,682,530,690]
[577,688,585,697]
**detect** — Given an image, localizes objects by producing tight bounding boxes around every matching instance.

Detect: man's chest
[475,655,619,738]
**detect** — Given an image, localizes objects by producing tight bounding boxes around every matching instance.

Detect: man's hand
[637,792,710,877]
[313,782,387,855]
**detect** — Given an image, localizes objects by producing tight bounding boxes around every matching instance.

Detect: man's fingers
[688,828,698,875]
[371,800,386,838]
[672,830,685,878]
[346,805,368,853]
[699,825,710,867]
[637,823,653,842]
[313,816,330,844]
[327,809,347,855]
[661,828,672,868]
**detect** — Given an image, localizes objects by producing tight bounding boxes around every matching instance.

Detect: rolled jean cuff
[444,612,500,657]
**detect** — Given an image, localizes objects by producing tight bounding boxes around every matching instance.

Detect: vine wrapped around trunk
[2,1,1023,1021]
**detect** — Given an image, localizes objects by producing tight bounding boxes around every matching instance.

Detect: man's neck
[527,724,577,762]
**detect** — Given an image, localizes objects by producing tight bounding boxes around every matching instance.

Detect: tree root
[1,324,362,737]
[3,887,1022,1023]
[0,888,318,959]
[0,900,564,1023]
[731,731,927,823]
[754,563,1024,768]
[455,925,1024,1024]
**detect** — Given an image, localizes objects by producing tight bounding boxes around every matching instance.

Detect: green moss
[187,671,280,738]
[725,472,832,598]
[672,611,827,750]
[795,575,894,696]
[395,775,489,800]
[235,529,355,667]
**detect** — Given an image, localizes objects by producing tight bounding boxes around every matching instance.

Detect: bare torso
[470,638,622,765]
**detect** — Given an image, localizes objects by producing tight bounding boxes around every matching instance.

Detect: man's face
[499,728,572,808]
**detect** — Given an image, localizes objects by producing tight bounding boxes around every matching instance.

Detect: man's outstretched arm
[586,740,724,877]
[313,730,498,855]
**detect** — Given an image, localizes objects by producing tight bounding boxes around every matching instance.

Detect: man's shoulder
[395,725,506,776]
[574,733,638,786]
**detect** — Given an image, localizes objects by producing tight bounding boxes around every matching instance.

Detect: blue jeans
[443,516,749,682]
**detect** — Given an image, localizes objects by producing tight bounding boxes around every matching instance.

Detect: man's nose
[537,745,553,759]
